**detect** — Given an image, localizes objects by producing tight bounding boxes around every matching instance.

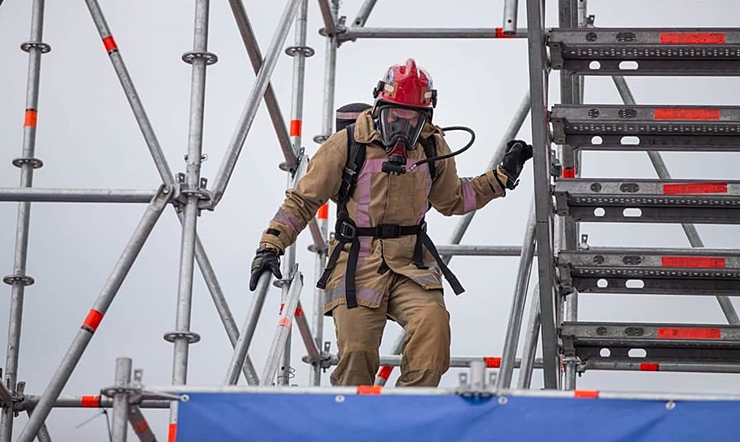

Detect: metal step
[551,104,740,151]
[561,322,740,368]
[557,247,740,295]
[554,178,740,224]
[548,28,740,75]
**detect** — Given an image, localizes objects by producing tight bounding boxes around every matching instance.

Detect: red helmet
[372,58,437,110]
[372,59,437,150]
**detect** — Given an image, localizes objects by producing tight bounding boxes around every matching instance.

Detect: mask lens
[378,106,427,148]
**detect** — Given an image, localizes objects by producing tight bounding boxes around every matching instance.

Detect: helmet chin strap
[382,140,408,175]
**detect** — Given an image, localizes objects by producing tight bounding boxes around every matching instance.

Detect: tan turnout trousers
[330,273,450,387]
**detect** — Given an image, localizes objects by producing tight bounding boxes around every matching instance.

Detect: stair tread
[551,104,740,151]
[548,28,740,75]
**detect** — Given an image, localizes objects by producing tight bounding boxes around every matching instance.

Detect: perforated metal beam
[548,28,740,75]
[551,104,740,151]
[558,247,740,295]
[554,179,740,224]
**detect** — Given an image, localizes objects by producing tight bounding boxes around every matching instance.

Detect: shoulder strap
[419,135,437,180]
[337,123,366,214]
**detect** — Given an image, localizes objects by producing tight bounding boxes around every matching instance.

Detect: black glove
[498,139,533,190]
[249,246,282,291]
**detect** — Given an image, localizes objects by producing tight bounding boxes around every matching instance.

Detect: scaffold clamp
[12,157,43,169]
[181,51,218,65]
[285,45,315,58]
[20,41,51,54]
[100,384,139,400]
[3,273,34,287]
[455,372,496,399]
[163,331,201,344]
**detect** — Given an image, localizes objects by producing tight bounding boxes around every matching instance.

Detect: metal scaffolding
[2,0,739,440]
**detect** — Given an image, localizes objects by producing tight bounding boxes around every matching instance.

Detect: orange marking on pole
[278,317,291,327]
[24,109,37,128]
[661,256,726,269]
[80,395,101,407]
[574,390,599,399]
[484,357,502,368]
[82,309,104,333]
[660,32,726,45]
[317,204,329,220]
[658,327,721,339]
[562,167,576,179]
[168,423,177,442]
[640,363,660,372]
[495,28,512,38]
[290,119,302,137]
[654,108,720,121]
[103,36,118,53]
[134,419,149,434]
[377,365,393,380]
[357,385,383,395]
[663,182,727,195]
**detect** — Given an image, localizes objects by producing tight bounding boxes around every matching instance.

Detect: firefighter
[249,58,533,387]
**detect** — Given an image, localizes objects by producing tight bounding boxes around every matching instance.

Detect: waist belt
[317,218,465,309]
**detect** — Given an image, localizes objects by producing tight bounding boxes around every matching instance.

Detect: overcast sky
[2,0,740,440]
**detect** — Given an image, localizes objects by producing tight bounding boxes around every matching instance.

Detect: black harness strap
[418,229,465,295]
[317,125,366,307]
[316,124,465,309]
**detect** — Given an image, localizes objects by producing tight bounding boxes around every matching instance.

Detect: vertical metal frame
[524,0,560,389]
[2,0,47,439]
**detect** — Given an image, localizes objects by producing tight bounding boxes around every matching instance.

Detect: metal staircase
[524,0,740,389]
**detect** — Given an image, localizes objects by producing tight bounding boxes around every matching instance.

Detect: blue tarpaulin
[175,391,740,442]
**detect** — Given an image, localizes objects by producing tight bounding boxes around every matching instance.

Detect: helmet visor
[378,106,427,149]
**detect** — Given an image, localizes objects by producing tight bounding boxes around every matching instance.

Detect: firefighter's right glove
[249,246,282,291]
[497,139,533,190]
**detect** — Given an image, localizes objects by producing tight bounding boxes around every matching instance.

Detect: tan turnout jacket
[260,110,507,314]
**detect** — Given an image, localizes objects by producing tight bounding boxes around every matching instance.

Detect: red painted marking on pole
[660,32,726,45]
[317,204,329,220]
[80,395,101,407]
[357,385,383,395]
[278,317,291,327]
[378,365,393,380]
[23,109,37,128]
[663,182,728,195]
[82,309,104,333]
[653,108,720,121]
[279,303,284,315]
[574,390,599,399]
[562,167,576,179]
[102,36,118,53]
[290,119,302,137]
[640,363,660,371]
[134,419,150,434]
[167,423,177,442]
[662,256,726,269]
[495,28,512,38]
[663,327,722,339]
[658,327,722,339]
[295,306,304,317]
[484,357,502,368]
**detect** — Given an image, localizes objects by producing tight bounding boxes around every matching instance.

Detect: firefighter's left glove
[249,246,283,291]
[497,139,533,190]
